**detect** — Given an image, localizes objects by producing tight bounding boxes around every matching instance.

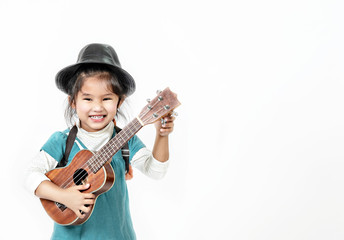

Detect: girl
[25,43,175,240]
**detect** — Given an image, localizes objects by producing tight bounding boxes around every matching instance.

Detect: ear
[69,96,76,109]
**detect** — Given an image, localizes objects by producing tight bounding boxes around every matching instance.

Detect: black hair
[65,64,128,126]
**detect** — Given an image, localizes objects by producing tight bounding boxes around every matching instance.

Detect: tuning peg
[153,113,159,118]
[164,105,170,110]
[158,96,163,101]
[156,90,162,94]
[171,111,178,117]
[146,98,151,103]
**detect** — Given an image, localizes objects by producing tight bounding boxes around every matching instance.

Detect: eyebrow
[80,92,115,97]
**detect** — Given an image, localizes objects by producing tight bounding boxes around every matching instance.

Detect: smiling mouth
[90,115,106,120]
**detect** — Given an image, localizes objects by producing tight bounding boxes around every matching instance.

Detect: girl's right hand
[62,183,96,219]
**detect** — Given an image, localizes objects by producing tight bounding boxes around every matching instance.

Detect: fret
[87,156,95,170]
[90,118,143,173]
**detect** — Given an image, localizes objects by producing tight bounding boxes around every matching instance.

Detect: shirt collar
[76,120,114,138]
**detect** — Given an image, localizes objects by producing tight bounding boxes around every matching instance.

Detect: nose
[92,100,104,111]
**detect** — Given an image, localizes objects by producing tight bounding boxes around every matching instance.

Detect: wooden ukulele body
[40,149,115,225]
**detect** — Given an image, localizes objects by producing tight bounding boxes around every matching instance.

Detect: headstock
[138,87,181,126]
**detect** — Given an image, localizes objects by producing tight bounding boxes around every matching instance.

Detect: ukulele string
[58,119,142,189]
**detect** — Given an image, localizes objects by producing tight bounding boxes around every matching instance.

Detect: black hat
[55,43,136,96]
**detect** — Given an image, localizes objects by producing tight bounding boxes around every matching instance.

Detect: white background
[1,0,344,239]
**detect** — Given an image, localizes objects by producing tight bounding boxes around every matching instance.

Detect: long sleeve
[131,147,169,180]
[24,150,58,196]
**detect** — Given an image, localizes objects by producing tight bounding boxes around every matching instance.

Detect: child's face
[72,76,120,132]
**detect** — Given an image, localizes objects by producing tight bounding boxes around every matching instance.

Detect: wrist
[156,131,169,138]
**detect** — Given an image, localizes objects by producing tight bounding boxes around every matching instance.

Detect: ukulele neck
[88,117,143,173]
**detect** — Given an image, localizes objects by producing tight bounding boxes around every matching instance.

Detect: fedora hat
[55,43,136,96]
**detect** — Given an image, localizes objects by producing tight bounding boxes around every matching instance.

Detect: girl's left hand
[155,115,175,137]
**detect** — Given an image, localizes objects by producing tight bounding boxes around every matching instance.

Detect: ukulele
[40,87,181,225]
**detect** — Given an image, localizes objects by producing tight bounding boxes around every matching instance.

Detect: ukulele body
[40,149,115,225]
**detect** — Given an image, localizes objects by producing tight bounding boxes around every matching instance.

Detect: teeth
[90,115,104,119]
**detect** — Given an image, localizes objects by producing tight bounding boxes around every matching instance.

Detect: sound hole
[73,168,88,186]
[55,201,67,211]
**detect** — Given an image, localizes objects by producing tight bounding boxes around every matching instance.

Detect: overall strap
[114,125,130,173]
[57,125,78,168]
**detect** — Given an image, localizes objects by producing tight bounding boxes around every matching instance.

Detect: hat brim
[55,62,136,96]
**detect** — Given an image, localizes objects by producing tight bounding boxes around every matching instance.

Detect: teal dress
[41,127,145,240]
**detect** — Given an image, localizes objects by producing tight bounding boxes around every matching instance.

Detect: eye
[83,98,92,101]
[103,98,112,101]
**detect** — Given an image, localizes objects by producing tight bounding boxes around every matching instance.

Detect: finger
[80,205,92,214]
[163,116,175,122]
[161,121,174,128]
[161,123,173,129]
[161,122,174,128]
[75,209,85,219]
[84,199,95,205]
[74,183,91,191]
[84,193,95,199]
[160,128,173,133]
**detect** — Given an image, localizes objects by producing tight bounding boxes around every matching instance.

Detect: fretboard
[88,117,143,173]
